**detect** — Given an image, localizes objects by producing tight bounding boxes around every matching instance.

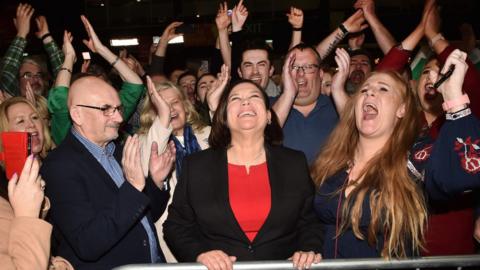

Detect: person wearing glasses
[0,3,64,97]
[272,43,338,164]
[40,74,175,269]
[47,17,145,145]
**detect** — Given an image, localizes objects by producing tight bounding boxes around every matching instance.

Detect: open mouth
[170,112,179,120]
[362,103,378,120]
[238,111,257,118]
[424,84,439,101]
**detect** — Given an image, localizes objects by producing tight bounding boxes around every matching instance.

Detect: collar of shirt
[71,128,115,161]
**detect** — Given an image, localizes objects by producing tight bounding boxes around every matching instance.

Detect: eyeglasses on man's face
[76,104,124,116]
[291,64,319,74]
[20,72,44,80]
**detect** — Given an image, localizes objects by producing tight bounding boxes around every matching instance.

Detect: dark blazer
[41,132,169,270]
[164,145,324,262]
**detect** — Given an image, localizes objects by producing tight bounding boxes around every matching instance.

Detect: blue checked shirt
[72,128,160,263]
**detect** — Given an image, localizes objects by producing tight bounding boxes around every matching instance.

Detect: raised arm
[354,0,396,54]
[55,31,76,88]
[287,7,304,49]
[35,15,64,76]
[230,0,249,80]
[315,9,368,60]
[149,21,183,75]
[330,48,351,114]
[0,3,34,96]
[272,52,297,127]
[215,2,232,69]
[81,15,142,84]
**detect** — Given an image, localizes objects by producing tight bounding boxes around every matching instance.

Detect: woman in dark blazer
[164,80,323,270]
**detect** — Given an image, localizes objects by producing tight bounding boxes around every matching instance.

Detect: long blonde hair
[137,81,206,135]
[0,97,54,158]
[311,71,427,258]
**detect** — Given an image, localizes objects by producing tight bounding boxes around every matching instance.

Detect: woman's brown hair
[209,80,283,149]
[311,71,427,258]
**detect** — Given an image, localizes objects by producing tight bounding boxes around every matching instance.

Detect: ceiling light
[110,38,139,47]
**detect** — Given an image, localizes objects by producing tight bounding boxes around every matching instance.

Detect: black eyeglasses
[76,104,123,116]
[291,64,319,74]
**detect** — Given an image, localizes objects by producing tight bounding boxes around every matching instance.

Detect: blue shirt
[280,95,338,164]
[71,128,160,263]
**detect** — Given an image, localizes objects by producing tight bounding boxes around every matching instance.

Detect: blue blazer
[41,132,169,270]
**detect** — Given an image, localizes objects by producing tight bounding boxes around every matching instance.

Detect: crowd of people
[0,0,479,269]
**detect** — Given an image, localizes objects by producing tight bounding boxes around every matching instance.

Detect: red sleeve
[375,46,411,72]
[438,45,480,118]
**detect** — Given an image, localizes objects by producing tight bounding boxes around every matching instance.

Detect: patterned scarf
[171,124,202,179]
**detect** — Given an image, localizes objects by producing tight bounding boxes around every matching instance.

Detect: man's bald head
[68,76,117,109]
[68,76,123,147]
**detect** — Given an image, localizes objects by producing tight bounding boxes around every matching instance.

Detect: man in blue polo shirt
[273,43,338,164]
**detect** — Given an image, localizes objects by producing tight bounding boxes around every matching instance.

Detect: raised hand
[81,60,91,73]
[343,9,369,34]
[25,81,36,107]
[216,2,231,32]
[80,15,105,53]
[282,51,298,97]
[62,30,76,62]
[207,64,229,112]
[146,75,171,128]
[354,0,376,21]
[287,7,304,29]
[34,15,50,41]
[231,0,248,32]
[332,48,350,92]
[8,155,45,218]
[149,141,176,189]
[122,135,146,192]
[197,250,237,270]
[14,3,35,38]
[437,49,469,108]
[160,21,183,44]
[424,0,440,39]
[348,33,365,50]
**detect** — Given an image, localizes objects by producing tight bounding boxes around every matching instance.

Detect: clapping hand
[149,141,176,189]
[207,64,229,113]
[146,75,171,128]
[14,3,34,38]
[122,135,146,192]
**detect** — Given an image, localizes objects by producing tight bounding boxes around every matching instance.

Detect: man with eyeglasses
[0,3,63,97]
[272,43,338,164]
[41,75,172,269]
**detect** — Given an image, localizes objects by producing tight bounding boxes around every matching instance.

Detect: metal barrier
[114,255,480,270]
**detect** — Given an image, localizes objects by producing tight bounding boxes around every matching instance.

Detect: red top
[228,162,271,242]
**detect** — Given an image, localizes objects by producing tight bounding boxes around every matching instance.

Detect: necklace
[229,148,266,167]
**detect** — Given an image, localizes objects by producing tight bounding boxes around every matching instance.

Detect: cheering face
[19,63,45,96]
[7,102,44,154]
[238,49,273,89]
[349,54,372,85]
[196,74,216,103]
[291,48,322,107]
[417,59,443,114]
[179,75,197,105]
[226,82,270,136]
[355,73,406,140]
[159,88,187,136]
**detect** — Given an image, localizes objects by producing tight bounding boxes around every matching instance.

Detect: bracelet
[58,67,72,74]
[339,24,349,35]
[442,93,470,111]
[292,27,303,31]
[429,33,445,48]
[40,33,52,42]
[110,56,120,66]
[446,107,471,121]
